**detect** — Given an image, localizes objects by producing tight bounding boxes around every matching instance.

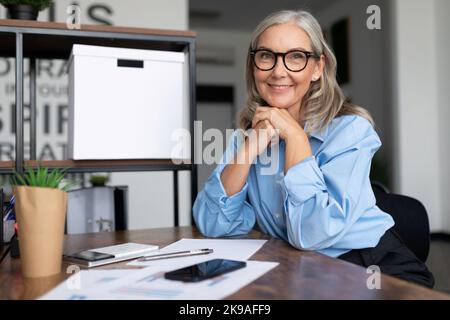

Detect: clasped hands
[244,107,306,154]
[241,107,312,169]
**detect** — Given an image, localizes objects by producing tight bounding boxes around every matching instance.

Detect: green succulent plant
[0,0,53,11]
[89,174,109,187]
[10,166,75,192]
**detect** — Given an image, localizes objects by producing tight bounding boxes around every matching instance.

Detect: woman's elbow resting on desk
[283,195,355,251]
[194,216,255,238]
[193,195,256,238]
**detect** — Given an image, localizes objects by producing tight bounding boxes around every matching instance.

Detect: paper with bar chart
[41,261,277,300]
[39,238,278,300]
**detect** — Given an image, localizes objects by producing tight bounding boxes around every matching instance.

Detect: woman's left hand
[252,106,313,172]
[252,106,305,142]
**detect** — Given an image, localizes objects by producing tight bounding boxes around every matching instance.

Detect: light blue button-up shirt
[193,115,395,258]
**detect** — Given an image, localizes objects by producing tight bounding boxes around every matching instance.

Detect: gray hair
[238,10,373,133]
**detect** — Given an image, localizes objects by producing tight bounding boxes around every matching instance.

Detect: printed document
[40,238,276,300]
[40,261,277,300]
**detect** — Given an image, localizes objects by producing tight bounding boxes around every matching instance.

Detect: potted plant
[89,174,109,187]
[0,0,53,20]
[11,166,73,278]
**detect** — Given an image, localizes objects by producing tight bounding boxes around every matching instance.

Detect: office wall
[436,0,450,232]
[391,0,449,232]
[194,29,251,191]
[196,29,251,118]
[314,0,392,186]
[0,0,191,230]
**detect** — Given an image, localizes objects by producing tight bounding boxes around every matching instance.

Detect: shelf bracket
[30,58,37,161]
[15,32,24,173]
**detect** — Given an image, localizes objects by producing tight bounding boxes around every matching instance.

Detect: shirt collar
[306,123,328,142]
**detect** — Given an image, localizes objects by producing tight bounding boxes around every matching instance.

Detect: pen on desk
[137,248,213,262]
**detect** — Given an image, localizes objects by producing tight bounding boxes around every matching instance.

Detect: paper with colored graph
[39,238,277,300]
[40,261,277,300]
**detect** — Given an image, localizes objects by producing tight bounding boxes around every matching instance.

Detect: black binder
[114,186,128,231]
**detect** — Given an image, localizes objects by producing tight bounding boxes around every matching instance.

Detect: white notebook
[63,242,159,268]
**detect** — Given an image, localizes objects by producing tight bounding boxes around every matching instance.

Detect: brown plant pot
[6,4,39,20]
[13,186,67,278]
[20,274,63,299]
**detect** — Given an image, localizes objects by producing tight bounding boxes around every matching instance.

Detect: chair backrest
[372,185,430,262]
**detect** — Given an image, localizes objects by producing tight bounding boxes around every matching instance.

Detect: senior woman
[193,10,434,288]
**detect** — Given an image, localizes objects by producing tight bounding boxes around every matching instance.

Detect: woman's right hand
[246,119,278,161]
[220,119,277,196]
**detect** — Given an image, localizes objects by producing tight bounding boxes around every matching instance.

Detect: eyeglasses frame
[250,49,320,72]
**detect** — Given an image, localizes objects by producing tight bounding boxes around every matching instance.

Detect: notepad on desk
[63,242,159,268]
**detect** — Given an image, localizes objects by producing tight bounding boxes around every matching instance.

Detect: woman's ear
[312,54,325,81]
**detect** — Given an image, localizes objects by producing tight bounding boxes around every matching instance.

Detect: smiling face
[254,22,324,120]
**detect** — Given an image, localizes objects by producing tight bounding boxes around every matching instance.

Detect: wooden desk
[0,227,449,300]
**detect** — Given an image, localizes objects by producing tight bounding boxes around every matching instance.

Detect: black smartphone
[164,259,247,282]
[66,250,115,262]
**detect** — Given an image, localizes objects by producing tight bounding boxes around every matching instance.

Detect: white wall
[436,0,450,232]
[193,28,251,191]
[391,0,449,232]
[315,0,392,175]
[51,0,187,27]
[195,28,251,119]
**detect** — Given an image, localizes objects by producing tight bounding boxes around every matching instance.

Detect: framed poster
[330,17,351,85]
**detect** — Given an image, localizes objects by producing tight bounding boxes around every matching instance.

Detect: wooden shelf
[0,19,196,37]
[0,161,14,168]
[0,19,196,59]
[0,20,198,223]
[0,161,14,174]
[0,19,196,175]
[24,160,193,173]
[0,160,192,174]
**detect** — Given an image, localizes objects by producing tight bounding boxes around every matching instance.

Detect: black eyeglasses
[250,49,320,72]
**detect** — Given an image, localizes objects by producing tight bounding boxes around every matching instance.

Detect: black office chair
[371,181,431,262]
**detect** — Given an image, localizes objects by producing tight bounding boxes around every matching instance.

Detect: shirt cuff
[282,156,326,205]
[205,169,249,210]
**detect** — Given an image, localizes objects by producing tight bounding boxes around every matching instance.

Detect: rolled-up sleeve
[281,116,381,251]
[193,130,256,237]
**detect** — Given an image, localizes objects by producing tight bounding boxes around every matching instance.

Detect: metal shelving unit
[0,19,197,227]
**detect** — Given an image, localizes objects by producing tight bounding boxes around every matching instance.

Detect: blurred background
[0,0,449,291]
